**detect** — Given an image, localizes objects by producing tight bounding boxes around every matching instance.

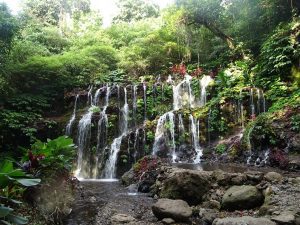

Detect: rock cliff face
[60,85,300,181]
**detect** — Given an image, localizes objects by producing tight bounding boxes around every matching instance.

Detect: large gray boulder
[152,198,192,222]
[159,169,212,205]
[221,185,264,210]
[213,216,276,225]
[264,172,283,183]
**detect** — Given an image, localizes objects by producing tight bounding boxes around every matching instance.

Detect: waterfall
[133,128,139,162]
[152,111,176,162]
[87,85,93,105]
[93,87,103,106]
[189,115,202,163]
[132,84,138,127]
[66,94,79,136]
[75,110,93,178]
[169,112,176,162]
[117,84,122,135]
[173,74,195,110]
[256,88,261,114]
[261,149,270,166]
[103,86,129,178]
[121,87,129,133]
[166,75,174,84]
[178,114,185,138]
[239,90,245,129]
[247,154,253,165]
[257,89,266,113]
[199,75,213,106]
[104,136,123,179]
[93,86,110,178]
[143,83,147,121]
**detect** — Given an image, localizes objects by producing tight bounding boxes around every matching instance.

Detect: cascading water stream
[75,110,93,178]
[87,85,93,105]
[178,114,185,138]
[152,111,176,162]
[121,87,129,133]
[189,115,202,163]
[103,87,129,178]
[256,88,261,114]
[66,94,79,136]
[199,75,213,106]
[93,85,111,178]
[173,74,195,110]
[133,128,139,162]
[103,136,123,179]
[93,87,101,106]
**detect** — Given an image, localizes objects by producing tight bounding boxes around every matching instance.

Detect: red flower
[28,151,46,169]
[170,64,186,76]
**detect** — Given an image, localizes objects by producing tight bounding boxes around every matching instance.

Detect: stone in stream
[161,218,175,224]
[152,198,192,222]
[271,213,296,225]
[264,172,283,183]
[212,216,276,225]
[221,185,264,210]
[199,208,218,224]
[159,169,212,205]
[111,214,136,224]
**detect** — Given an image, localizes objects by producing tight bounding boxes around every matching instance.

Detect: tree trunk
[201,20,235,49]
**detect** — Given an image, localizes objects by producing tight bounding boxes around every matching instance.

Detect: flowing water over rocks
[65,180,158,225]
[66,75,271,181]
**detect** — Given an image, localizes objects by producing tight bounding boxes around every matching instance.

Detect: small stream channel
[65,179,157,225]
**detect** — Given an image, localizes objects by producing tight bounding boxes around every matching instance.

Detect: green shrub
[215,143,227,154]
[0,160,40,225]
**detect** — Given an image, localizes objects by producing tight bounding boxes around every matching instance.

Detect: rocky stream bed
[63,162,300,225]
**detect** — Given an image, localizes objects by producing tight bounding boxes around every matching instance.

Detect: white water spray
[66,94,79,136]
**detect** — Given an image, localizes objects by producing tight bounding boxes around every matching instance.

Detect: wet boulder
[111,214,136,224]
[199,208,219,224]
[264,172,283,183]
[212,216,276,225]
[159,169,212,205]
[152,198,192,222]
[271,213,296,225]
[221,185,264,210]
[121,168,136,186]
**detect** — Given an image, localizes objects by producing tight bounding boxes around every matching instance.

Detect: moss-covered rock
[221,185,264,210]
[159,169,212,205]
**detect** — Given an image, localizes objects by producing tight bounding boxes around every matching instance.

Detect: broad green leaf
[0,205,13,218]
[15,179,41,187]
[6,214,28,225]
[0,161,13,173]
[0,175,9,189]
[0,220,12,225]
[0,197,22,204]
[7,169,26,178]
